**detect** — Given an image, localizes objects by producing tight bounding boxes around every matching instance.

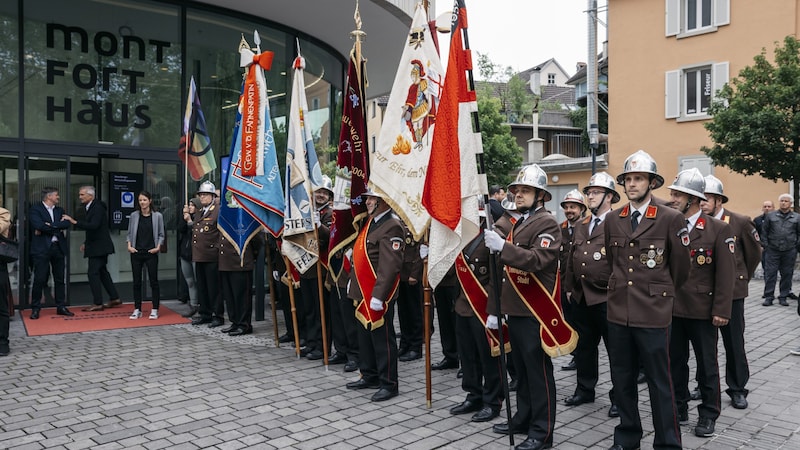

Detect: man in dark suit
[63,186,120,311]
[345,189,404,402]
[28,187,74,318]
[667,169,735,438]
[604,150,690,450]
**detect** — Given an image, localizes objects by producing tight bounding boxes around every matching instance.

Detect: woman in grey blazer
[126,191,165,319]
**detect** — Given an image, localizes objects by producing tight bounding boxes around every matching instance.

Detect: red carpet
[21,303,190,336]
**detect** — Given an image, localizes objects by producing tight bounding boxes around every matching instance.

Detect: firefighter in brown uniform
[345,189,404,402]
[700,174,761,410]
[190,181,224,327]
[397,221,424,362]
[604,150,690,450]
[296,178,334,360]
[218,231,262,336]
[484,164,577,450]
[328,243,360,372]
[563,172,619,417]
[666,168,735,438]
[558,189,586,372]
[448,208,505,423]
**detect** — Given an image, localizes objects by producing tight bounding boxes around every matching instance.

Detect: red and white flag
[370,4,444,241]
[423,0,482,288]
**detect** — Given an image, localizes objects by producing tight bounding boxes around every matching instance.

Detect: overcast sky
[433,0,608,79]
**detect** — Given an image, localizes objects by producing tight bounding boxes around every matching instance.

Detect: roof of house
[566,53,609,85]
[518,58,571,79]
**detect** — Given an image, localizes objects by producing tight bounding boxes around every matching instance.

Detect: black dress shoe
[694,417,715,437]
[277,333,294,343]
[300,347,313,357]
[450,399,483,415]
[789,293,799,300]
[371,388,398,402]
[399,350,421,362]
[30,309,40,320]
[492,421,527,435]
[328,352,347,364]
[678,409,689,425]
[780,297,790,306]
[208,318,224,328]
[471,406,500,422]
[561,357,577,371]
[346,379,379,390]
[731,392,748,409]
[564,393,594,406]
[608,404,619,418]
[82,304,104,312]
[431,358,459,370]
[56,308,74,317]
[515,437,552,450]
[762,298,774,306]
[221,325,238,333]
[228,327,252,336]
[307,350,324,360]
[0,344,8,356]
[191,317,212,325]
[344,361,359,372]
[690,386,701,401]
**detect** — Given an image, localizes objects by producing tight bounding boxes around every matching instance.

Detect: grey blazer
[126,210,165,250]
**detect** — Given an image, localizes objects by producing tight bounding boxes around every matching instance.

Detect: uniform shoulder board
[725,237,736,253]
[677,227,690,246]
[538,233,556,248]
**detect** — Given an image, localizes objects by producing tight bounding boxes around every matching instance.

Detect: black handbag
[0,235,19,263]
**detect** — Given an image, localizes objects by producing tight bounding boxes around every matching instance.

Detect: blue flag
[219,155,262,264]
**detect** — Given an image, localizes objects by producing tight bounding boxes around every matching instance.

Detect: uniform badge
[726,237,736,254]
[593,252,602,261]
[696,217,706,230]
[678,227,690,246]
[751,229,760,242]
[390,237,403,251]
[479,266,487,275]
[539,233,555,248]
[697,254,706,265]
[405,237,412,244]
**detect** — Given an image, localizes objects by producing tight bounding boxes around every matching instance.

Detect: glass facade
[0,0,345,307]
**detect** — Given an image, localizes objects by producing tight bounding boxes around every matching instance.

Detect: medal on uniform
[647,259,656,268]
[655,255,664,264]
[697,254,706,265]
[593,251,602,261]
[647,249,656,258]
[600,246,606,256]
[203,225,209,232]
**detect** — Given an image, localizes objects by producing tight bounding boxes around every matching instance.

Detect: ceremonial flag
[226,37,284,237]
[370,4,444,241]
[328,42,370,281]
[423,0,482,288]
[282,54,325,274]
[218,155,262,265]
[179,76,217,181]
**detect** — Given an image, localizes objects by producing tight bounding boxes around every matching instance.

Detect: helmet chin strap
[590,191,610,216]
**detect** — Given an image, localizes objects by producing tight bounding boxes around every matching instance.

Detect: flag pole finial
[351,0,366,42]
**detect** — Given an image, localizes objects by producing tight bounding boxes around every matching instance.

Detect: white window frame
[547,73,556,85]
[679,156,713,176]
[665,61,729,121]
[666,0,729,38]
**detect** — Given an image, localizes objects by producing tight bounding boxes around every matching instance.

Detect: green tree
[478,94,523,187]
[569,105,608,157]
[702,35,800,208]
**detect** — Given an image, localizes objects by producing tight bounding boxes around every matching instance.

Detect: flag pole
[265,242,281,346]
[284,255,303,358]
[457,1,514,444]
[422,229,433,408]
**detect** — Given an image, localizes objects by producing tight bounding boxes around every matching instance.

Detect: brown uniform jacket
[559,219,578,291]
[300,205,332,280]
[719,209,761,299]
[400,223,423,282]
[498,206,561,317]
[566,214,611,306]
[218,233,262,272]
[347,212,405,302]
[674,214,735,320]
[192,204,220,262]
[604,200,690,328]
[455,231,494,317]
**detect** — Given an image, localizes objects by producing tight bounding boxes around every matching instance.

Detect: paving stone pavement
[2,278,800,449]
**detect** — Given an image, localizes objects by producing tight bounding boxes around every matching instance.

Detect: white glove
[369,297,384,311]
[345,248,353,261]
[312,211,321,226]
[272,270,279,281]
[486,315,499,330]
[419,244,429,259]
[484,229,505,253]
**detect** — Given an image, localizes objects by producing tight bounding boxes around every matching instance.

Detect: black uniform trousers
[331,286,359,361]
[299,277,325,351]
[221,270,252,331]
[455,314,502,410]
[670,317,721,420]
[763,247,796,300]
[397,280,423,354]
[30,244,67,310]
[434,284,459,362]
[357,302,398,392]
[0,265,9,350]
[720,298,749,397]
[607,322,681,450]
[507,316,555,444]
[572,300,614,403]
[87,255,119,306]
[195,261,222,321]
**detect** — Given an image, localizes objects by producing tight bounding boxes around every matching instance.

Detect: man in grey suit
[63,186,120,311]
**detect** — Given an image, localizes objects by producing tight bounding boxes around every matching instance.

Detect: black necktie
[591,218,600,234]
[631,210,641,232]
